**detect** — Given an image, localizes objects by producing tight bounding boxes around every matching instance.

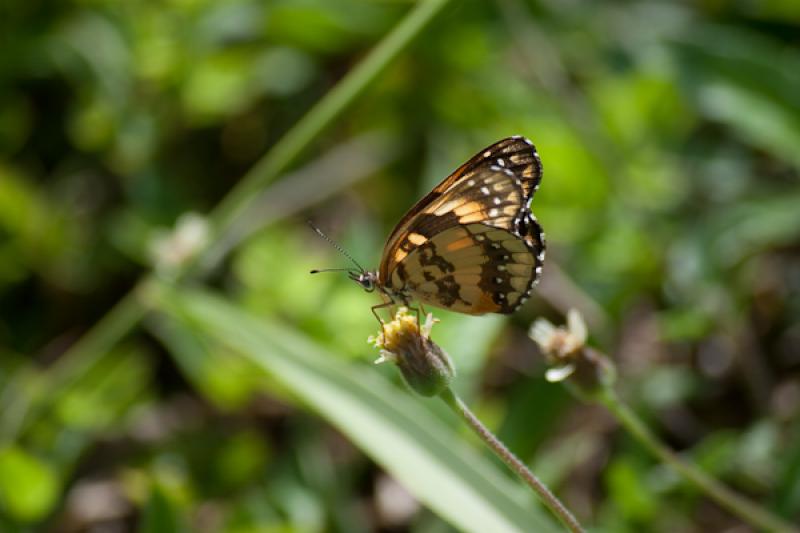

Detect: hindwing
[389,221,544,314]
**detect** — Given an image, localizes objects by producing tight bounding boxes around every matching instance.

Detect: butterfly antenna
[307,221,366,273]
[309,267,356,274]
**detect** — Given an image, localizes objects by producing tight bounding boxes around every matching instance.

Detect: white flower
[529,309,587,382]
[149,213,210,274]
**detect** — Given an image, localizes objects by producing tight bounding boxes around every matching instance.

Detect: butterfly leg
[370,301,396,338]
[407,305,422,326]
[402,300,428,327]
[418,301,428,322]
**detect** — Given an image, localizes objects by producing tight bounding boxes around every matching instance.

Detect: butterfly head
[349,269,378,293]
[308,221,381,293]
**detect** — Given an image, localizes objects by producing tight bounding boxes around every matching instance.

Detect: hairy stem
[597,386,797,533]
[439,388,585,533]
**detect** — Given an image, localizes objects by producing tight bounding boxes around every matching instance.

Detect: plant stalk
[2,0,454,441]
[439,388,585,533]
[596,386,797,533]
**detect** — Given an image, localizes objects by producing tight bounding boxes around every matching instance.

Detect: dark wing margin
[446,136,543,199]
[382,136,543,262]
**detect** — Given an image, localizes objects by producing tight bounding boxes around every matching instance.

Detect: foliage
[1,0,799,531]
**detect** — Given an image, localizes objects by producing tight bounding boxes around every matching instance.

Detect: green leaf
[148,317,263,410]
[698,82,800,170]
[155,287,558,533]
[0,446,60,522]
[773,423,800,518]
[606,458,657,523]
[141,482,185,533]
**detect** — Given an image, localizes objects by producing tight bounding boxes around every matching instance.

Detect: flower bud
[369,308,455,397]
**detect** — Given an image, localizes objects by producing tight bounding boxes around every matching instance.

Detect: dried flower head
[369,307,455,397]
[529,309,615,389]
[529,309,587,382]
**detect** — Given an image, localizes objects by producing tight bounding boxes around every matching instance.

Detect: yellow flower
[369,308,454,397]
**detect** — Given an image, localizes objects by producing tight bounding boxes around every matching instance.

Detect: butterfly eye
[349,271,376,292]
[361,274,376,292]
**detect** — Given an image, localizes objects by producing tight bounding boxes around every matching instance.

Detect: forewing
[383,136,542,260]
[380,165,526,280]
[388,221,545,315]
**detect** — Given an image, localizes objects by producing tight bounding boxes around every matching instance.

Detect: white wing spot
[493,197,502,205]
[494,277,503,284]
[483,150,492,157]
[467,179,476,186]
[497,265,506,271]
[489,208,499,217]
[480,186,490,195]
[496,158,505,167]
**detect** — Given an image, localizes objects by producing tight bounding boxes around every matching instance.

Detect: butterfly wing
[383,136,542,258]
[448,135,543,198]
[379,164,545,315]
[388,220,544,314]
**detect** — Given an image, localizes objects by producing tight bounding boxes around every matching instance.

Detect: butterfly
[312,136,545,319]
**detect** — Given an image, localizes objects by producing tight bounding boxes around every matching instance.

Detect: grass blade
[155,287,559,533]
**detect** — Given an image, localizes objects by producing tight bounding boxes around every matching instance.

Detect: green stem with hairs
[439,388,585,533]
[596,385,797,533]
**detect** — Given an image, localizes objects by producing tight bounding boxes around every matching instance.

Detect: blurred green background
[2,0,800,531]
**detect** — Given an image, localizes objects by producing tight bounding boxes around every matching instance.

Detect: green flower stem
[1,0,454,441]
[596,385,797,533]
[438,388,585,533]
